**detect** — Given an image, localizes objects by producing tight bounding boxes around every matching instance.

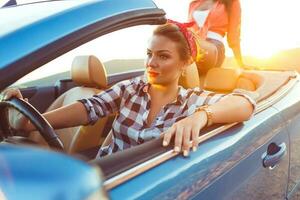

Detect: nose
[146,55,158,69]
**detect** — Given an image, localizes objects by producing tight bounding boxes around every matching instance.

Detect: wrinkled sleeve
[231,91,256,108]
[78,80,131,125]
[230,89,258,118]
[194,89,227,106]
[194,89,256,118]
[227,0,241,49]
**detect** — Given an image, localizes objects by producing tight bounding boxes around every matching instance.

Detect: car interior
[0,53,297,183]
[15,54,296,156]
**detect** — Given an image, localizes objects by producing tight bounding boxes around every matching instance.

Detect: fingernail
[174,146,180,152]
[163,141,167,146]
[192,146,197,152]
[183,150,189,157]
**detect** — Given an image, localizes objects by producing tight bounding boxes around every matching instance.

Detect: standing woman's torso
[195,0,215,11]
[189,0,230,39]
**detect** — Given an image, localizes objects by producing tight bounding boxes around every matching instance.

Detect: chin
[147,75,159,83]
[148,79,160,85]
[147,74,177,86]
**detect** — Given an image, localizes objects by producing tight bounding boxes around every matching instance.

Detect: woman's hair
[153,24,191,64]
[215,0,233,14]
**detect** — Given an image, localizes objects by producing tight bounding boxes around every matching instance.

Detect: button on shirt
[78,76,256,158]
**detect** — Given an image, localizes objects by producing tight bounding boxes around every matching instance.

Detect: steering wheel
[0,97,64,151]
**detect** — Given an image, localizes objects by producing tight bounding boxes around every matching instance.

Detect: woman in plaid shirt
[3,22,255,158]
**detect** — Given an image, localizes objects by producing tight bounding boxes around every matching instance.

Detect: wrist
[21,117,33,132]
[195,110,208,127]
[195,105,213,127]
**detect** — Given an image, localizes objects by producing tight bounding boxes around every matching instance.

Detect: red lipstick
[148,71,159,77]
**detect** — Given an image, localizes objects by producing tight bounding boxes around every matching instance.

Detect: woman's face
[145,35,187,85]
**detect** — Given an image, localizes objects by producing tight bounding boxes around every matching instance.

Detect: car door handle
[262,142,287,169]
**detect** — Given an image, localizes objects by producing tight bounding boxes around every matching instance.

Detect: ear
[180,63,188,72]
[187,57,194,66]
[182,57,193,70]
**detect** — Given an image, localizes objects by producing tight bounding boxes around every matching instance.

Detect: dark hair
[153,24,191,64]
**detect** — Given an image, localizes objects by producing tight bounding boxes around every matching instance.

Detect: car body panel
[270,79,300,199]
[1,0,300,199]
[109,106,290,199]
[0,145,102,200]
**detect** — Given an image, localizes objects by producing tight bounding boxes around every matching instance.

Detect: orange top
[188,0,241,49]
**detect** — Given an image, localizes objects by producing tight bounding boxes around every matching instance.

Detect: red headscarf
[167,19,202,62]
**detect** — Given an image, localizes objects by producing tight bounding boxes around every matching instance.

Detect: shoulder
[185,87,203,96]
[179,87,204,101]
[114,76,146,94]
[115,76,144,87]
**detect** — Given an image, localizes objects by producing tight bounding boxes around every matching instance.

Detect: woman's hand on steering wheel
[1,88,31,132]
[1,88,64,150]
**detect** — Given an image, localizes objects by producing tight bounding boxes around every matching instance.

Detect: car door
[196,106,290,200]
[270,81,300,200]
[107,106,289,199]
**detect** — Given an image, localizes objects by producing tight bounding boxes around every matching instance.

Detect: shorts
[196,38,225,74]
[206,38,225,68]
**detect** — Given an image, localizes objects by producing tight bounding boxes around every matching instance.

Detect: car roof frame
[0,2,166,90]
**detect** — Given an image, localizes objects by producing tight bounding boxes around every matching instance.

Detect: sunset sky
[155,0,300,58]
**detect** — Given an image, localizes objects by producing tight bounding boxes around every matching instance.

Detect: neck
[150,82,179,99]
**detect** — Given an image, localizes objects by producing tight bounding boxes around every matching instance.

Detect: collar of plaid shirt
[139,78,185,105]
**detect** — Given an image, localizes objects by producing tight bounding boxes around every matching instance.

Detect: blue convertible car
[1,0,300,199]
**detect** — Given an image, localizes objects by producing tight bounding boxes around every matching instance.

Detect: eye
[159,54,169,60]
[146,51,152,58]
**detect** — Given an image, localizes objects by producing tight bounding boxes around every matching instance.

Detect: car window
[15,25,154,86]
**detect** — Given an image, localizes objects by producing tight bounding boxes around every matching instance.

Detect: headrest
[179,62,200,88]
[236,77,256,91]
[203,68,241,93]
[71,55,107,88]
[203,68,259,93]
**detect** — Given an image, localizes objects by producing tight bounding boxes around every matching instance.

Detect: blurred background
[155,0,300,70]
[2,0,299,84]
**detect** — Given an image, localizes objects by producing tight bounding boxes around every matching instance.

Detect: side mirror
[86,166,109,200]
[0,145,109,200]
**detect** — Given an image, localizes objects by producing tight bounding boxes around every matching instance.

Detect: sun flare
[155,0,300,59]
[240,0,300,58]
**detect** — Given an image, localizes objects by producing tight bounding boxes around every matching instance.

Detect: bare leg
[195,39,219,87]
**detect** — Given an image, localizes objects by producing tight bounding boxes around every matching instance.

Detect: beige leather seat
[30,55,110,154]
[179,62,201,88]
[203,68,298,103]
[203,68,257,93]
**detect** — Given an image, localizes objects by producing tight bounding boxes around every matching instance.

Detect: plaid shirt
[79,76,256,157]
